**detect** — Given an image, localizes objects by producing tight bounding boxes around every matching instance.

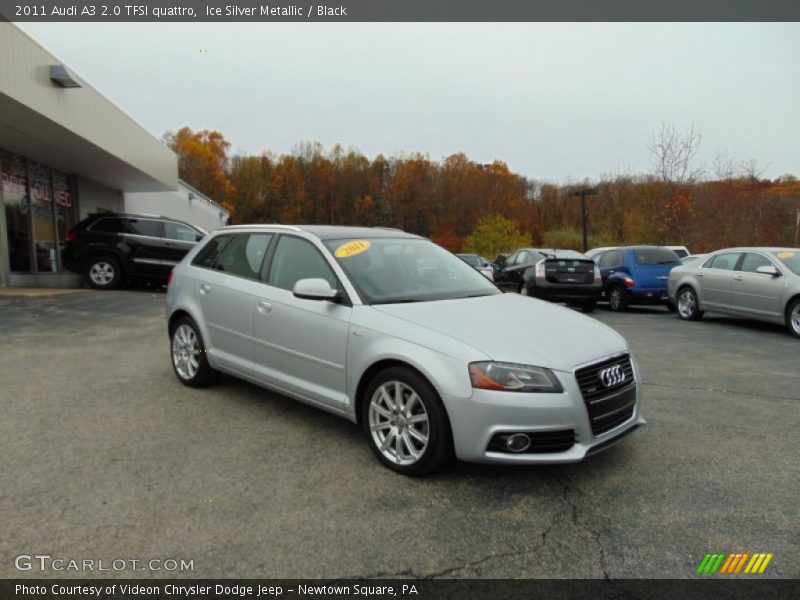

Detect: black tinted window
[633,247,680,265]
[213,234,272,280]
[127,218,163,238]
[268,236,337,291]
[91,217,129,233]
[193,235,231,268]
[165,221,200,242]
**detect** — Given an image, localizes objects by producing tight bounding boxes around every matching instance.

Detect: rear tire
[676,286,704,321]
[362,366,454,477]
[170,316,217,387]
[607,285,627,312]
[85,255,122,290]
[666,301,677,313]
[581,299,597,313]
[786,298,800,339]
[519,283,529,296]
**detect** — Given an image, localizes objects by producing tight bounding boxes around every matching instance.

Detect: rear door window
[127,218,164,238]
[707,252,742,271]
[212,233,273,280]
[90,217,130,233]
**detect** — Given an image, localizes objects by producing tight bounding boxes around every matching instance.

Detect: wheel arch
[784,293,800,325]
[354,359,452,430]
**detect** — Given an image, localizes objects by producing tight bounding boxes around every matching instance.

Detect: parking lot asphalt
[0,290,797,579]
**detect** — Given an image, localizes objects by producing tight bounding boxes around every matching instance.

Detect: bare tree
[649,121,703,184]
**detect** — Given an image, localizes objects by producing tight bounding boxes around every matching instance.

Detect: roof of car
[710,247,799,253]
[220,224,423,241]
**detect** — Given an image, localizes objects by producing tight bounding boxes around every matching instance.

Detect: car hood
[372,293,628,372]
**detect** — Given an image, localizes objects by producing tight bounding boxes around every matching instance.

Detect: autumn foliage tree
[462,215,532,258]
[163,126,800,252]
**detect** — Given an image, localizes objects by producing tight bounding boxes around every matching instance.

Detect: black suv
[493,248,602,312]
[62,213,205,289]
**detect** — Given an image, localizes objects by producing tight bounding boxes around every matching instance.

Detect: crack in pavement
[643,381,800,403]
[543,468,611,581]
[349,524,554,579]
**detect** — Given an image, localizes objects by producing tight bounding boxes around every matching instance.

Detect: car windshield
[325,238,500,304]
[633,247,680,265]
[457,254,481,267]
[772,250,800,275]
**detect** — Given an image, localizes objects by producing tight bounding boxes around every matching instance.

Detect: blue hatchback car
[590,246,682,311]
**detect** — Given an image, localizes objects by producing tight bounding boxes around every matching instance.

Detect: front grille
[487,429,576,454]
[575,354,636,436]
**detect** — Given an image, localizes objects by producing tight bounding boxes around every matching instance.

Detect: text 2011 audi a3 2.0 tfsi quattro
[166,225,645,475]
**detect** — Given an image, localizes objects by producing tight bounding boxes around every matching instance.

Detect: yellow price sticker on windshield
[335,240,371,258]
[776,251,794,259]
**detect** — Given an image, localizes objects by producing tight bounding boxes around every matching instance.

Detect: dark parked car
[62,212,205,289]
[590,245,681,311]
[455,253,494,281]
[493,248,602,312]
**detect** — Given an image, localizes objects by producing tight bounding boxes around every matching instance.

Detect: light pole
[568,187,599,252]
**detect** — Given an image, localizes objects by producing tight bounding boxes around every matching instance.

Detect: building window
[1,151,31,272]
[1,150,78,273]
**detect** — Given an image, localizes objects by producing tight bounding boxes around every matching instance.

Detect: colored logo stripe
[697,552,773,574]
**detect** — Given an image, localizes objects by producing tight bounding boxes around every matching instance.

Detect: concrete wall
[125,182,230,232]
[76,176,123,218]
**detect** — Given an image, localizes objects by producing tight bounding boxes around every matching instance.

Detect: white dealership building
[0,23,228,287]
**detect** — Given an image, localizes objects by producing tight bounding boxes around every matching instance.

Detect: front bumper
[443,360,645,464]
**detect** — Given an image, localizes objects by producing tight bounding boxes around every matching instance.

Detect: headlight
[469,362,563,393]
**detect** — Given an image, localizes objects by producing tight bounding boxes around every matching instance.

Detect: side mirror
[293,278,341,302]
[195,234,205,242]
[496,256,507,268]
[756,265,780,277]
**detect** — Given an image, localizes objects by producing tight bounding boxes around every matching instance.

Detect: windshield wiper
[371,298,426,305]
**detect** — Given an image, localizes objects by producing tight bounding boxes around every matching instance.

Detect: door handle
[199,284,211,294]
[257,300,272,314]
[164,241,177,247]
[734,275,744,281]
[697,272,704,277]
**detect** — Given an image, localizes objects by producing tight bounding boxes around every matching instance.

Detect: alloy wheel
[678,289,696,319]
[89,262,115,286]
[172,324,201,380]
[368,381,429,466]
[609,288,622,310]
[791,303,800,336]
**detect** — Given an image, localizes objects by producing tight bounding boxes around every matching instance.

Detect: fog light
[506,433,531,452]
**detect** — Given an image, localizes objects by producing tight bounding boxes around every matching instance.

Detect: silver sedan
[668,247,800,338]
[166,225,644,475]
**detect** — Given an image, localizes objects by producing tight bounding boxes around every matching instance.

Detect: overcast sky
[16,22,800,182]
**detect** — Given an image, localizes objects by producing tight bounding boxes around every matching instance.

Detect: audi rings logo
[598,365,626,387]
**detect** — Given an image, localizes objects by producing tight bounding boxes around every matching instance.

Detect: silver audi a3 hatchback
[166,225,645,475]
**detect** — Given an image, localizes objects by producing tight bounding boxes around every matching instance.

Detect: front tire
[85,255,122,290]
[170,317,216,387]
[677,286,704,321]
[581,299,597,313]
[607,285,627,312]
[786,298,800,339]
[519,282,529,296]
[362,366,453,477]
